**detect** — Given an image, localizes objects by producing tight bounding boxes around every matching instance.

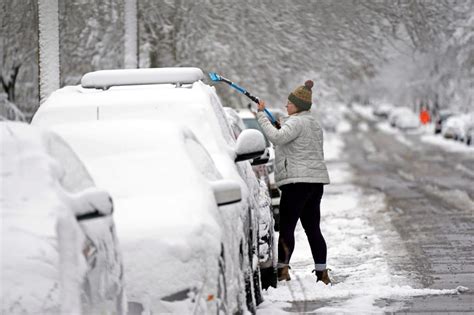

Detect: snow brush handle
[209,72,280,128]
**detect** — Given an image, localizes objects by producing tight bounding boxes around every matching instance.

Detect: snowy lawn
[257,131,467,314]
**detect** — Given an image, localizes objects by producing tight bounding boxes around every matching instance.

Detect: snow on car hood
[1,122,87,314]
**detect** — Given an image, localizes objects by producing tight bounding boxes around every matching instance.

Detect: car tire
[253,267,264,306]
[244,270,257,314]
[260,266,277,290]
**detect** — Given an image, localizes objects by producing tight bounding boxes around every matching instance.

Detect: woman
[256,80,331,284]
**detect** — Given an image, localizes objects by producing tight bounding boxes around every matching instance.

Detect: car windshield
[45,133,95,193]
[242,118,270,147]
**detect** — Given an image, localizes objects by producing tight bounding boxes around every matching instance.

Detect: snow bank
[421,134,474,153]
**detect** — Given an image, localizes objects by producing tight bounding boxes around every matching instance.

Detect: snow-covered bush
[0,93,26,121]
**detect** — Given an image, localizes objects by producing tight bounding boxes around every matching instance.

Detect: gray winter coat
[256,110,330,187]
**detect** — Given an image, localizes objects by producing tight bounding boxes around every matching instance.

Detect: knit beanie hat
[288,80,313,111]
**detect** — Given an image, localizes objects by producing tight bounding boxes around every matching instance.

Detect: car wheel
[253,267,264,306]
[216,246,228,315]
[244,270,257,314]
[242,237,257,314]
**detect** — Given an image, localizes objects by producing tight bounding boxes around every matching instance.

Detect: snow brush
[208,72,280,129]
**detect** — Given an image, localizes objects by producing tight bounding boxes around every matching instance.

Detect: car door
[44,132,125,314]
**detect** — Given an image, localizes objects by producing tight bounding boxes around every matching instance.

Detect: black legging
[278,183,327,266]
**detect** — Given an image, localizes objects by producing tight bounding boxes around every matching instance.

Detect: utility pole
[37,0,60,104]
[124,0,138,68]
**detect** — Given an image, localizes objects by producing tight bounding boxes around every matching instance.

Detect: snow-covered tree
[58,0,124,85]
[0,0,39,118]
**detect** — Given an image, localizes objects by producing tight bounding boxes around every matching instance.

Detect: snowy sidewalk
[257,133,467,314]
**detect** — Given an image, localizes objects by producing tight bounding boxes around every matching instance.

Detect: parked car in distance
[465,125,474,146]
[373,102,394,119]
[388,107,420,130]
[461,113,474,146]
[32,67,276,313]
[434,109,456,134]
[442,114,468,141]
[1,122,124,315]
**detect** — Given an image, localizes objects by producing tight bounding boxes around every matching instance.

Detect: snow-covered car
[388,107,420,130]
[235,108,280,208]
[465,125,474,146]
[461,113,474,145]
[442,114,469,141]
[223,107,277,287]
[32,67,275,313]
[373,102,394,119]
[49,120,251,314]
[434,109,456,134]
[226,107,281,231]
[0,122,124,315]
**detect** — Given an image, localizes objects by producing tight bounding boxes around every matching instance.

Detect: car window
[45,133,95,193]
[228,118,243,139]
[209,92,236,145]
[184,137,222,181]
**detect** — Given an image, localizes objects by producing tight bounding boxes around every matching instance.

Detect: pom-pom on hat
[288,80,313,111]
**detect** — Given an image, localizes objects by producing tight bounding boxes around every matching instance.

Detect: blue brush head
[208,72,221,81]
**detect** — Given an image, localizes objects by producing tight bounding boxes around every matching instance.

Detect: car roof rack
[80,67,204,90]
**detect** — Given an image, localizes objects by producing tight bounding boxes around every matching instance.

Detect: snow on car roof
[81,67,204,89]
[34,81,230,155]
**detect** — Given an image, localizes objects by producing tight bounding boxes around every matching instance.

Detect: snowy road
[258,108,473,314]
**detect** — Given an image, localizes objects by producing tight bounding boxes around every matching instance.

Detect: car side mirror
[234,129,266,162]
[251,147,270,166]
[72,187,114,221]
[211,180,242,206]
